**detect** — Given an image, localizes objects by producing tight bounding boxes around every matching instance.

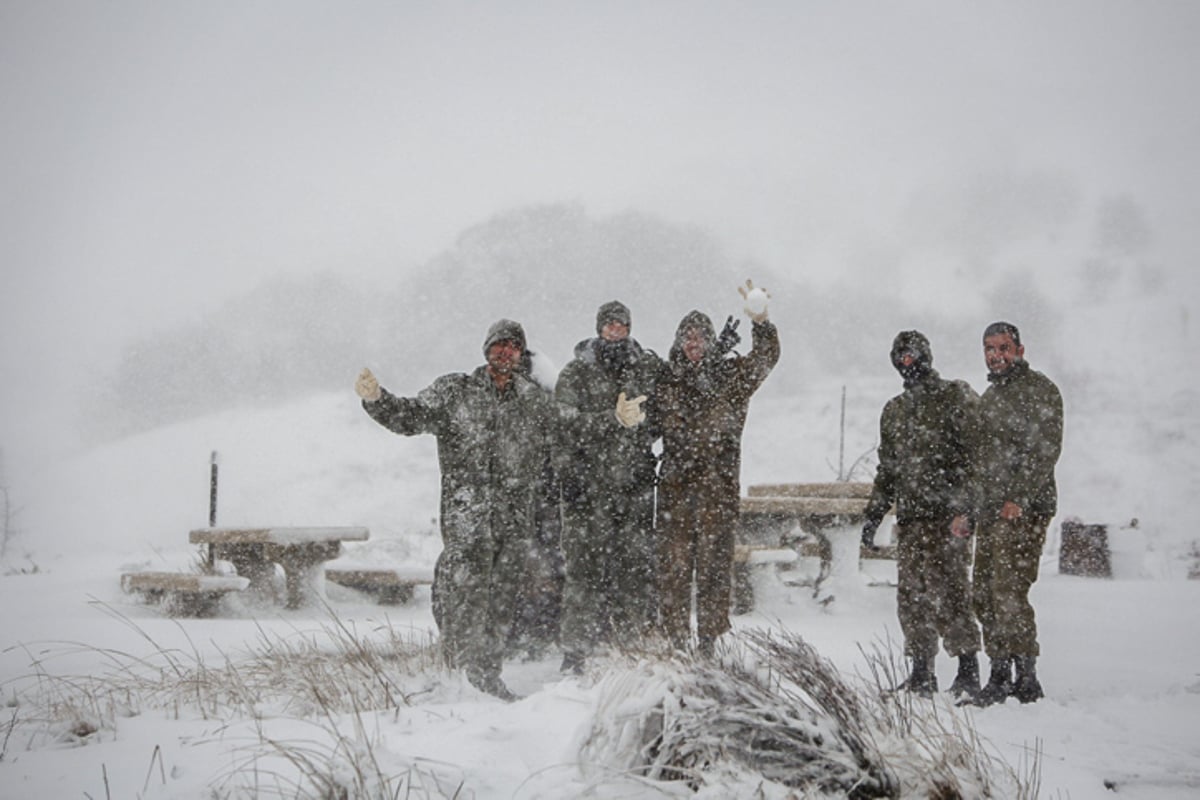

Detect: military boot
[947,652,981,701]
[1012,655,1044,704]
[559,651,585,676]
[896,654,938,698]
[971,657,1014,707]
[468,670,519,702]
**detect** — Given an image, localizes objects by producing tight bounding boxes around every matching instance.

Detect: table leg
[811,524,868,601]
[732,561,756,614]
[810,532,834,597]
[270,542,342,609]
[216,543,277,598]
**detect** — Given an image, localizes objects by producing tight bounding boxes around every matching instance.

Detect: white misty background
[3,1,1198,475]
[86,189,1173,444]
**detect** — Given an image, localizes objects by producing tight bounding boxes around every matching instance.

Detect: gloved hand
[861,523,880,551]
[950,514,973,539]
[614,391,647,428]
[738,279,770,323]
[355,368,382,402]
[715,315,741,356]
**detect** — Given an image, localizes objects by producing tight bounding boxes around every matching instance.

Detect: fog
[2,1,1199,470]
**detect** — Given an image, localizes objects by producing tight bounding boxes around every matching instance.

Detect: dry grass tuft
[1,605,452,797]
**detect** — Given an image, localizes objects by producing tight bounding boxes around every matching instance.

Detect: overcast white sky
[2,1,1199,462]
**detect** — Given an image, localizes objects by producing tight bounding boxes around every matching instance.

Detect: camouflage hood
[668,310,718,366]
[890,329,935,387]
[890,330,932,369]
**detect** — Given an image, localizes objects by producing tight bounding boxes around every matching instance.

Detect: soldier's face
[600,321,629,342]
[682,329,707,364]
[984,333,1024,375]
[486,340,522,374]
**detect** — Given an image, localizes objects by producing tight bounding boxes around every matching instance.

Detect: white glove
[355,368,382,402]
[738,279,770,323]
[614,391,647,428]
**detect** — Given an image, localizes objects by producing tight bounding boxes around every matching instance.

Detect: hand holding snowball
[738,279,770,323]
[355,368,382,402]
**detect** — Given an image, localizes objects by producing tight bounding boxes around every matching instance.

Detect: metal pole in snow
[209,451,219,526]
[838,386,846,481]
[207,451,219,570]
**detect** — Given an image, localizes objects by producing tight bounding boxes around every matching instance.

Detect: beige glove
[614,391,647,428]
[738,279,770,323]
[355,368,382,402]
[950,514,973,539]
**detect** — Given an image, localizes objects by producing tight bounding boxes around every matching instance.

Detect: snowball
[743,287,769,315]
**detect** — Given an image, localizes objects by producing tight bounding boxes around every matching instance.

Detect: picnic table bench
[121,571,250,617]
[189,526,369,609]
[325,565,434,605]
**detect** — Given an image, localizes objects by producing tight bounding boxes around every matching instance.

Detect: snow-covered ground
[2,296,1199,799]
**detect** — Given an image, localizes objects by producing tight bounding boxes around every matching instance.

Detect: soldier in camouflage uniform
[861,331,982,699]
[656,283,779,655]
[554,301,664,673]
[969,321,1063,706]
[355,319,555,700]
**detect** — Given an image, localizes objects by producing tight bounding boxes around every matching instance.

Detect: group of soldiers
[861,321,1063,707]
[356,282,779,700]
[354,283,1062,710]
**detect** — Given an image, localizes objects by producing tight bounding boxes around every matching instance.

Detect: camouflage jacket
[363,366,556,547]
[864,370,979,528]
[972,359,1063,521]
[657,317,780,498]
[554,336,663,492]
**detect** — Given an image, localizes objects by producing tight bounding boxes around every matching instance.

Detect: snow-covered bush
[579,629,1028,798]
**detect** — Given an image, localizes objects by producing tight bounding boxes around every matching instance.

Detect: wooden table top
[189,526,370,545]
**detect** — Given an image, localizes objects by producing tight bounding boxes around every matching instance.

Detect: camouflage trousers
[896,519,981,660]
[431,531,528,685]
[657,490,738,649]
[972,515,1049,658]
[559,484,657,657]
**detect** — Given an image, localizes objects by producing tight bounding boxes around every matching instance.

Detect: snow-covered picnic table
[738,482,895,597]
[189,526,370,609]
